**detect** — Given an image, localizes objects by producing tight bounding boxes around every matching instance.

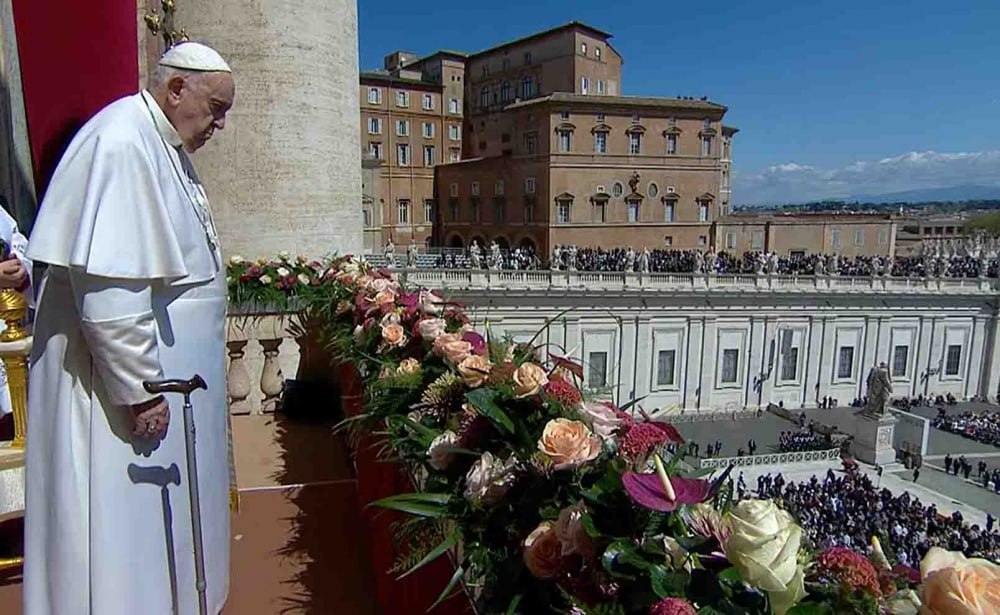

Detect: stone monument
[852,363,898,465]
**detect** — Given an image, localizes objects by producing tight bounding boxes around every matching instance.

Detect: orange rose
[457,355,492,388]
[434,333,472,364]
[522,522,564,580]
[373,289,396,307]
[381,323,406,347]
[513,362,549,398]
[919,547,1000,614]
[537,418,602,471]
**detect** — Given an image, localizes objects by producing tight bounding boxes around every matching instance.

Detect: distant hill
[848,185,1000,204]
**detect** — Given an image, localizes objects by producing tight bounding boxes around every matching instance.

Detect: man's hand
[0,259,26,289]
[131,396,170,440]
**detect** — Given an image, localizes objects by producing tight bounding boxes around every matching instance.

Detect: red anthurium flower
[549,353,585,380]
[622,471,714,512]
[462,331,487,355]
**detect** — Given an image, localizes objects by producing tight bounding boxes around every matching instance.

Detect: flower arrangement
[228,254,1000,615]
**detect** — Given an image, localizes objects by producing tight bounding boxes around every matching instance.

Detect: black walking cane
[144,375,210,615]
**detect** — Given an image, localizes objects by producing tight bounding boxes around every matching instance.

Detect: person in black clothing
[945,454,953,474]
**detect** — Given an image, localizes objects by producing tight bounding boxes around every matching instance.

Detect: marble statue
[551,245,562,271]
[384,238,396,268]
[406,242,418,268]
[469,240,482,269]
[863,363,893,416]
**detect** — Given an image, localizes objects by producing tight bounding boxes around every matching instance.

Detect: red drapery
[12,0,139,197]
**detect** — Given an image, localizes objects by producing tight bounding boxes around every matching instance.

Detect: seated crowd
[754,470,1000,566]
[778,429,831,453]
[933,410,1000,447]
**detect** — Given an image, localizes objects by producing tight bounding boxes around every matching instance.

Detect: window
[524,52,532,65]
[524,177,536,194]
[594,131,607,154]
[396,91,409,107]
[494,180,505,196]
[367,87,381,104]
[588,351,607,388]
[581,42,588,55]
[698,203,709,222]
[698,235,707,246]
[701,136,712,156]
[397,199,410,224]
[367,141,382,159]
[892,345,909,378]
[612,182,624,198]
[502,58,510,71]
[581,76,589,94]
[450,199,459,221]
[422,93,433,110]
[448,148,460,162]
[664,236,673,246]
[594,201,607,222]
[521,77,534,99]
[396,144,410,166]
[524,203,534,222]
[647,183,658,198]
[422,122,434,138]
[396,120,409,136]
[501,80,511,102]
[597,80,606,95]
[721,349,739,384]
[423,145,435,166]
[725,232,736,250]
[558,130,572,152]
[657,350,676,386]
[423,199,434,223]
[494,200,505,222]
[831,229,842,249]
[561,111,570,120]
[629,133,642,155]
[722,170,730,191]
[837,346,854,380]
[595,46,602,60]
[854,229,864,246]
[627,200,640,222]
[449,182,459,197]
[367,117,381,134]
[751,231,764,250]
[362,208,372,227]
[945,345,962,376]
[557,200,571,223]
[479,87,489,108]
[666,134,678,155]
[664,200,676,222]
[523,133,537,154]
[471,181,480,196]
[449,125,460,141]
[878,228,889,246]
[449,98,460,114]
[471,199,481,222]
[779,330,798,382]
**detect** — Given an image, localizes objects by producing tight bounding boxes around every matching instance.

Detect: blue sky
[358,1,1000,205]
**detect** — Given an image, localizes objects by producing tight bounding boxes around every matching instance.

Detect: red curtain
[12,0,139,197]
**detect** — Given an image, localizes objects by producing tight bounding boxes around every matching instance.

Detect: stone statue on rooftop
[489,241,503,269]
[567,245,578,271]
[469,240,482,269]
[551,245,562,270]
[384,238,396,268]
[406,241,418,268]
[626,247,636,272]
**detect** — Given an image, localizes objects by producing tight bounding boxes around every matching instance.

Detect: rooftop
[506,92,727,113]
[721,211,897,223]
[359,70,440,89]
[468,21,613,59]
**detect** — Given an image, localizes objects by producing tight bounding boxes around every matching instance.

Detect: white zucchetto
[158,42,231,73]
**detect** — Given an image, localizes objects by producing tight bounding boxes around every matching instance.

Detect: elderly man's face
[165,72,235,152]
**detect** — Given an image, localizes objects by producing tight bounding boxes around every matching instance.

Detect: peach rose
[918,547,1000,615]
[457,355,492,388]
[434,333,473,364]
[537,419,601,471]
[396,358,421,375]
[373,289,396,307]
[381,323,406,347]
[554,501,592,556]
[522,522,564,580]
[513,362,549,398]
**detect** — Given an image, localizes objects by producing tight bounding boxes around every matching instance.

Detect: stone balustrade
[698,448,841,470]
[397,269,998,295]
[226,310,303,415]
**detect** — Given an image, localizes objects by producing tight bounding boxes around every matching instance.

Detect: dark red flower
[618,420,683,460]
[462,331,487,355]
[622,471,715,512]
[543,379,583,406]
[649,597,697,615]
[816,547,881,597]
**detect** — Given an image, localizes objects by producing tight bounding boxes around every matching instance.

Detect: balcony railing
[698,448,841,470]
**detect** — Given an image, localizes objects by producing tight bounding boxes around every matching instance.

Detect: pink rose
[417,317,448,342]
[537,419,602,471]
[434,333,473,364]
[577,402,623,440]
[649,598,697,615]
[464,452,519,506]
[554,501,592,556]
[522,522,564,580]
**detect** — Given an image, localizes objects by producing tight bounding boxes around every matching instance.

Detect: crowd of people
[778,429,831,453]
[754,470,1000,566]
[943,454,1000,494]
[933,410,1000,447]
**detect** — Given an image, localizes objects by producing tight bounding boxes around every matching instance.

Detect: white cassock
[0,207,31,415]
[24,91,229,614]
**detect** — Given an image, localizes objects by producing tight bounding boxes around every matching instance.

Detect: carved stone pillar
[259,338,284,413]
[226,339,251,415]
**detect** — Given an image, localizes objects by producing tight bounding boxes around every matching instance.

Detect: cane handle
[143,375,208,397]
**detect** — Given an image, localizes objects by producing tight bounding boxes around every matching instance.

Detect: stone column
[168,0,363,259]
[965,315,987,399]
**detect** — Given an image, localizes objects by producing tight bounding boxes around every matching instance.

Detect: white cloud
[735,150,1000,205]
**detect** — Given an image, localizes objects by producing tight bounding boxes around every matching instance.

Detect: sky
[358,0,1000,205]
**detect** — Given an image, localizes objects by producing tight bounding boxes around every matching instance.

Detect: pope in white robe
[24,43,236,614]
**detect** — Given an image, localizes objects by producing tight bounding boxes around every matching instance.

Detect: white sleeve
[68,271,163,406]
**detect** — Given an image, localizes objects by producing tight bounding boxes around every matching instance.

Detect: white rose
[725,499,806,615]
[278,251,291,261]
[342,259,362,276]
[427,430,460,470]
[370,278,397,294]
[577,402,622,440]
[464,452,519,507]
[297,273,310,285]
[228,255,245,265]
[276,267,290,277]
[353,325,364,340]
[259,275,273,285]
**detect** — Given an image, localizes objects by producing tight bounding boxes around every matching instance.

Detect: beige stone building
[432,21,736,254]
[715,212,899,257]
[359,51,465,250]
